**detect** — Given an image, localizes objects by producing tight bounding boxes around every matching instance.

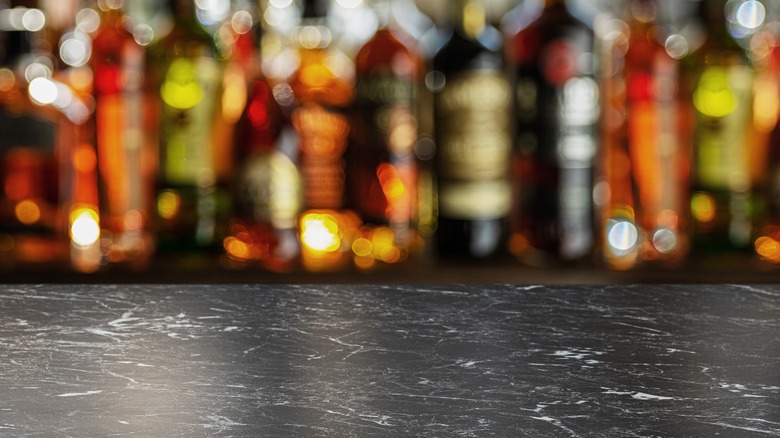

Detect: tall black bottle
[506,0,597,264]
[432,0,512,260]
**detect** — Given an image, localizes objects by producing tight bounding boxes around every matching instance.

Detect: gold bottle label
[436,72,511,181]
[293,103,350,209]
[160,56,221,185]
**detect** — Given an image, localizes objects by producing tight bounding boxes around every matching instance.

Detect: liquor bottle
[0,19,66,269]
[288,0,356,272]
[348,0,423,269]
[433,0,512,260]
[90,0,153,267]
[146,0,224,252]
[597,0,693,269]
[506,0,597,264]
[223,3,303,272]
[690,0,755,251]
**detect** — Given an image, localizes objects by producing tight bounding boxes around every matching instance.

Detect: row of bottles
[1,0,780,275]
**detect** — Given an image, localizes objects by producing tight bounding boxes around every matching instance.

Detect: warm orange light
[15,199,41,225]
[224,236,252,261]
[73,144,97,173]
[755,236,780,263]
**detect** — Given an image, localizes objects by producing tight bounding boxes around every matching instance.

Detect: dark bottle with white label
[432,0,512,260]
[506,0,597,264]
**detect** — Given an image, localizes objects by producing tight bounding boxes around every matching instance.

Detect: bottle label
[438,179,511,219]
[436,72,511,181]
[293,103,349,209]
[694,65,753,190]
[160,56,221,185]
[238,148,302,229]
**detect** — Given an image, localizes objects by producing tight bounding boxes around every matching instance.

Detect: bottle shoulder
[355,28,422,79]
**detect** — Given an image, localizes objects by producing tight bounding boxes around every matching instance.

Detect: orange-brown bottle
[90,0,153,268]
[0,23,67,270]
[288,0,356,272]
[223,3,302,272]
[348,0,423,270]
[598,0,693,269]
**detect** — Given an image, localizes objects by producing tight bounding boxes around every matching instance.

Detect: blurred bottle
[0,7,67,269]
[753,13,780,264]
[224,2,303,272]
[90,0,153,268]
[432,0,512,260]
[597,0,693,269]
[146,0,224,252]
[690,0,755,251]
[506,0,597,265]
[288,0,357,272]
[348,0,423,270]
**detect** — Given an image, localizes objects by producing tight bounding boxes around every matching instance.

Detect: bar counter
[2,284,780,436]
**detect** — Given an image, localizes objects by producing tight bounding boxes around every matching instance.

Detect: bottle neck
[373,0,392,29]
[453,0,486,39]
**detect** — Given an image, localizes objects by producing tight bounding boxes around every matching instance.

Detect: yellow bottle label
[161,56,221,185]
[694,65,754,190]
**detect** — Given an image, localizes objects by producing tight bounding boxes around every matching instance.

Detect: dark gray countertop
[1,284,779,437]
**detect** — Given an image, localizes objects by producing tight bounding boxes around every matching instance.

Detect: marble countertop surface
[1,284,779,437]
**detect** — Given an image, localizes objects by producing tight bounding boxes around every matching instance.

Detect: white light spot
[665,34,689,59]
[736,0,766,29]
[336,0,363,8]
[28,77,58,105]
[71,211,100,247]
[76,8,100,33]
[607,220,638,252]
[652,228,677,254]
[133,23,154,46]
[21,9,45,32]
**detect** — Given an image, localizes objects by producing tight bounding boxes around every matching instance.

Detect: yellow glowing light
[755,236,780,263]
[70,208,100,247]
[161,59,203,109]
[15,199,40,225]
[694,68,737,118]
[371,227,396,261]
[222,66,247,123]
[300,214,341,252]
[157,190,181,220]
[753,77,779,132]
[0,68,15,92]
[351,237,373,257]
[691,192,716,223]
